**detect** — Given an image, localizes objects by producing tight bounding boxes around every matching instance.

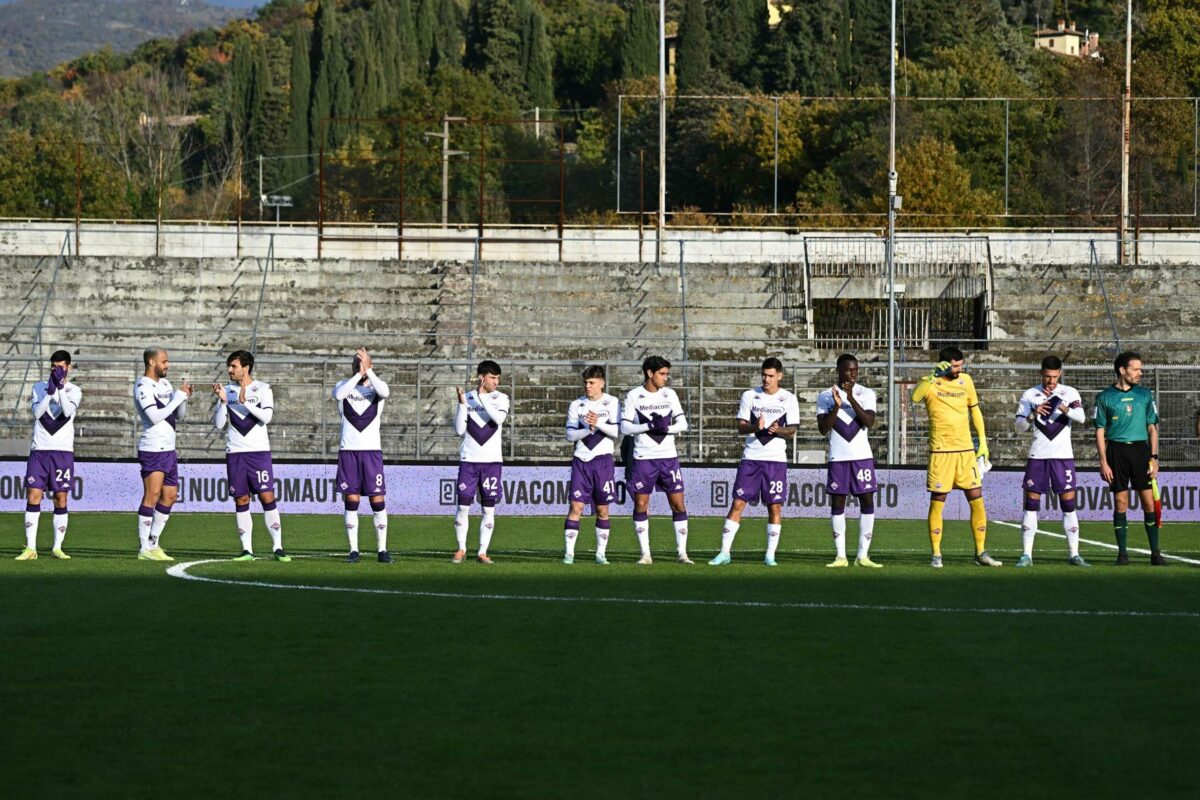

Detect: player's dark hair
[1114,350,1142,374]
[477,360,502,377]
[1041,355,1063,371]
[143,346,165,367]
[581,365,606,381]
[642,355,671,378]
[835,354,857,370]
[762,357,784,372]
[938,345,964,362]
[49,349,71,365]
[227,350,254,372]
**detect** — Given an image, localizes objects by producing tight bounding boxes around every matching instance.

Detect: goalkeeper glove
[975,440,989,461]
[932,360,953,379]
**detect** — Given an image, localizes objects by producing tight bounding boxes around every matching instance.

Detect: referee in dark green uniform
[1094,351,1163,566]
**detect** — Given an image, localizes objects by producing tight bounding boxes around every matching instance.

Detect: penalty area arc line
[165,559,1200,619]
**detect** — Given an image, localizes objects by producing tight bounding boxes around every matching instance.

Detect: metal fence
[2,356,1196,469]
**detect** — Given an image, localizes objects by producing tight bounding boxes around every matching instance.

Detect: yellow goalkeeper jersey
[920,373,979,453]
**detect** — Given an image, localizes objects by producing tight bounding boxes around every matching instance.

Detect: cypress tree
[432,0,464,72]
[285,23,311,177]
[465,0,523,95]
[309,0,352,150]
[415,0,437,76]
[521,1,553,109]
[349,15,384,119]
[393,0,419,81]
[620,0,657,80]
[226,33,255,154]
[708,0,763,82]
[675,0,711,93]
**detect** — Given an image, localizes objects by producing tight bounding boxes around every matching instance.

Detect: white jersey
[455,389,511,463]
[334,370,389,451]
[565,392,620,462]
[1016,383,1084,460]
[737,387,801,463]
[213,380,274,454]
[620,385,687,461]
[135,376,187,453]
[30,380,82,452]
[816,383,877,462]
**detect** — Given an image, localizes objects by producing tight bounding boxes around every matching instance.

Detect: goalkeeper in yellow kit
[911,346,1003,568]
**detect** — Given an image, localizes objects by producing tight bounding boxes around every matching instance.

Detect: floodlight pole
[657,0,666,269]
[1119,0,1133,264]
[886,0,899,463]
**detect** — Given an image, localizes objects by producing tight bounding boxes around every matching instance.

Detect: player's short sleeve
[736,390,752,422]
[965,375,979,406]
[1016,389,1034,418]
[815,390,833,416]
[669,390,685,419]
[785,393,801,426]
[859,388,877,412]
[497,392,511,414]
[136,384,154,409]
[258,384,275,409]
[1066,387,1082,410]
[1146,391,1160,424]
[620,394,636,422]
[1093,394,1109,428]
[566,399,582,427]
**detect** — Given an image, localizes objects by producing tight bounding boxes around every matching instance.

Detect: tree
[466,0,549,107]
[620,0,658,80]
[675,0,711,93]
[285,23,311,178]
[308,0,351,152]
[431,0,464,73]
[708,0,764,84]
[520,0,553,109]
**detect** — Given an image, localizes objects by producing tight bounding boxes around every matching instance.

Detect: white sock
[1063,510,1081,557]
[634,517,650,557]
[595,521,610,557]
[1022,510,1038,556]
[52,511,68,550]
[344,510,359,553]
[766,523,781,559]
[720,519,740,555]
[857,514,875,559]
[374,509,388,552]
[150,509,170,549]
[138,510,153,551]
[673,519,688,557]
[24,509,39,550]
[479,506,495,555]
[564,522,578,558]
[454,505,470,550]
[264,507,283,550]
[236,509,253,552]
[832,513,847,559]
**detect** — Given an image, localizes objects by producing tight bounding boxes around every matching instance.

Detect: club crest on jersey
[635,481,644,489]
[935,482,943,489]
[1026,479,1034,487]
[340,482,349,490]
[736,487,745,496]
[573,490,582,498]
[459,482,467,490]
[830,481,839,490]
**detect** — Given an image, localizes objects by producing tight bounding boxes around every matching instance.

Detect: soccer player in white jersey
[815,354,883,568]
[620,355,691,565]
[212,349,288,562]
[16,349,82,561]
[710,357,800,567]
[134,346,192,561]
[333,348,391,563]
[453,360,510,563]
[563,365,620,565]
[1014,355,1089,567]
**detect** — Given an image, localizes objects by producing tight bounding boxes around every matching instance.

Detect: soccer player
[1014,356,1089,567]
[563,365,620,565]
[453,360,510,564]
[16,350,81,561]
[710,357,799,567]
[911,345,1002,568]
[1094,351,1163,566]
[212,350,288,562]
[333,348,391,563]
[815,354,882,568]
[134,346,192,561]
[620,355,691,565]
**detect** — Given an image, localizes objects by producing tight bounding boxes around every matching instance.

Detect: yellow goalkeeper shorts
[926,451,982,493]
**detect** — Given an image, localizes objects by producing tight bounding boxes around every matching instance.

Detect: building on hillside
[767,0,793,28]
[1034,20,1099,59]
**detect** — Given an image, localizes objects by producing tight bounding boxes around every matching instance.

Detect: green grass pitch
[2,512,1198,798]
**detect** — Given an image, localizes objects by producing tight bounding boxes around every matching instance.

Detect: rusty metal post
[398,120,405,261]
[74,141,81,256]
[318,128,325,260]
[558,121,565,262]
[477,120,486,259]
[638,149,645,262]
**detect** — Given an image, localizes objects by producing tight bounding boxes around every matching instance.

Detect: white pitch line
[993,521,1200,565]
[165,559,1200,619]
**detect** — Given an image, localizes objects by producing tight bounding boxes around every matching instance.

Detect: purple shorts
[139,450,179,487]
[25,450,74,494]
[227,451,276,498]
[457,462,502,507]
[733,459,787,505]
[628,457,684,496]
[336,450,386,497]
[570,455,615,507]
[827,458,878,496]
[1023,458,1077,496]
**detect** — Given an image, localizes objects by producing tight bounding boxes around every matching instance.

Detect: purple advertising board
[1,459,1194,521]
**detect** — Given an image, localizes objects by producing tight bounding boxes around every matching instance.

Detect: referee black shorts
[1106,440,1153,492]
